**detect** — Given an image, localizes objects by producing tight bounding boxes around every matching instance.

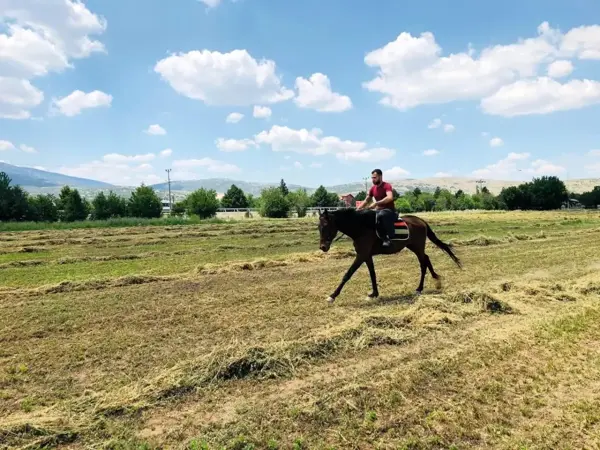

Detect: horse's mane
[330,207,377,231]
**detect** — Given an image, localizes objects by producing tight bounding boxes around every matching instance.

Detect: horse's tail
[425,221,462,269]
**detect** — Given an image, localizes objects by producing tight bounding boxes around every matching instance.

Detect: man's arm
[358,193,372,210]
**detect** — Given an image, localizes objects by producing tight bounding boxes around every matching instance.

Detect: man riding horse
[358,168,395,247]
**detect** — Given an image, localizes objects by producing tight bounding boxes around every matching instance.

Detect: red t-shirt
[369,181,393,201]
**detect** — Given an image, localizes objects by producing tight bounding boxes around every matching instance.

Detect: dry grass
[1,210,600,449]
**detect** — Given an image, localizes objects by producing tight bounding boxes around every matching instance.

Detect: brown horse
[318,208,462,303]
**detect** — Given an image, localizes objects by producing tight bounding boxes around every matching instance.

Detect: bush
[259,187,290,218]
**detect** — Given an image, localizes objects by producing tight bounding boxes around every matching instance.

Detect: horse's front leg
[365,256,379,300]
[327,256,364,304]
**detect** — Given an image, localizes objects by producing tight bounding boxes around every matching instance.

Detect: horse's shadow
[346,289,444,309]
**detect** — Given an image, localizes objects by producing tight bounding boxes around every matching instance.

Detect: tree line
[1,172,598,223]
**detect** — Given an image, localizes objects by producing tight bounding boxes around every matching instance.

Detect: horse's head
[318,209,338,252]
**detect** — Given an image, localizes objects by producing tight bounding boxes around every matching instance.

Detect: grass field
[2,210,600,449]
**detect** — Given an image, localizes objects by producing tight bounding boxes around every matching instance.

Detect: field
[1,210,600,449]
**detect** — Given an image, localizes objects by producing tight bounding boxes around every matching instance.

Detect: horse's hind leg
[408,245,427,294]
[425,254,443,290]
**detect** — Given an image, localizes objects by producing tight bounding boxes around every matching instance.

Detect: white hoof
[327,296,335,304]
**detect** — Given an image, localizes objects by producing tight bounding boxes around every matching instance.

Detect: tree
[170,201,186,217]
[128,184,162,218]
[92,192,110,220]
[259,187,290,218]
[185,188,220,219]
[455,189,464,198]
[434,187,442,198]
[392,188,400,200]
[529,176,568,210]
[413,187,422,197]
[288,188,310,217]
[311,185,339,207]
[28,194,58,222]
[395,197,412,213]
[355,191,367,201]
[220,184,249,209]
[0,172,31,221]
[58,186,89,222]
[279,178,289,196]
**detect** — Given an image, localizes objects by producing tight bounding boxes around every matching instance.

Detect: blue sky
[2,0,600,188]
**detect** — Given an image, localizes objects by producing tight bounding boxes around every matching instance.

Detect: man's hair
[371,169,382,176]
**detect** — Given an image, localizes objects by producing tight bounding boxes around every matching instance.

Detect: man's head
[371,169,383,185]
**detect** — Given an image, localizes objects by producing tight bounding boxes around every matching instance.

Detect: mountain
[2,162,599,198]
[0,162,114,189]
[150,178,308,197]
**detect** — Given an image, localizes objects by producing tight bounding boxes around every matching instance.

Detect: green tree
[92,192,110,220]
[58,186,89,222]
[412,187,422,197]
[128,184,162,218]
[311,185,339,207]
[106,191,128,218]
[246,194,258,208]
[395,197,412,213]
[186,188,220,219]
[28,194,58,222]
[279,178,289,196]
[220,184,249,209]
[0,172,31,221]
[259,187,290,218]
[170,201,186,217]
[288,188,310,217]
[355,190,367,201]
[434,186,442,198]
[529,176,568,210]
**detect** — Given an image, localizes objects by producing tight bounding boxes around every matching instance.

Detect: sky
[1,0,600,188]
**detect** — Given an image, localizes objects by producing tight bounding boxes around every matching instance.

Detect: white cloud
[471,152,565,179]
[226,112,244,123]
[0,1,107,119]
[20,144,36,153]
[154,49,294,106]
[428,118,441,129]
[294,161,303,169]
[253,125,395,162]
[525,159,566,175]
[160,148,173,158]
[216,138,257,152]
[547,60,573,78]
[294,73,352,112]
[198,0,222,7]
[443,124,455,133]
[561,25,600,60]
[52,90,112,116]
[481,77,600,117]
[103,153,155,163]
[490,137,504,147]
[336,147,396,162]
[0,77,44,119]
[253,105,272,119]
[58,158,160,186]
[385,166,410,178]
[0,140,15,151]
[434,172,452,177]
[145,124,166,135]
[587,149,600,156]
[310,162,323,168]
[362,22,600,116]
[423,149,440,156]
[172,157,241,174]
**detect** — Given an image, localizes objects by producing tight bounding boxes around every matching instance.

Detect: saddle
[376,211,410,241]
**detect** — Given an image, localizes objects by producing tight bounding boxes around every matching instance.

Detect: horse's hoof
[366,294,378,301]
[434,276,443,290]
[415,290,422,296]
[327,296,335,304]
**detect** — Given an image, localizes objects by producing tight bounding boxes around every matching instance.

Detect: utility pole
[165,168,172,213]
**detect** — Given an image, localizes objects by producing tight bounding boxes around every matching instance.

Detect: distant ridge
[2,162,598,198]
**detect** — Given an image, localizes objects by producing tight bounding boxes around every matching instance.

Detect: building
[339,193,355,207]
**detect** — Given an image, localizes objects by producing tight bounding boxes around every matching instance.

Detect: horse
[317,208,462,304]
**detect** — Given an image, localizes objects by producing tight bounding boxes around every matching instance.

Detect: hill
[2,162,599,198]
[0,162,114,190]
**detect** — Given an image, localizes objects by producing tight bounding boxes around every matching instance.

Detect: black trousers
[376,208,396,239]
